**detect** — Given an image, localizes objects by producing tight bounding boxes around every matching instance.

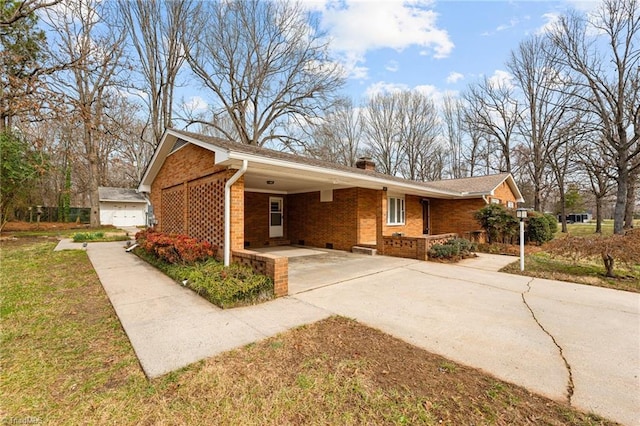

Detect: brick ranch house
[138,129,524,296]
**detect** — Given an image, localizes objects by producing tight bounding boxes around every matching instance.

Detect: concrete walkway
[56,240,640,425]
[79,241,330,378]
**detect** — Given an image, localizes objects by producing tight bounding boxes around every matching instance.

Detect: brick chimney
[355,156,376,171]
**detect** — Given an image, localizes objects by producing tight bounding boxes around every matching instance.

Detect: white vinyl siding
[387,197,405,225]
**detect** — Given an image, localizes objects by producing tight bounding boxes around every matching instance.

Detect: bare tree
[182,0,343,147]
[45,0,127,227]
[547,0,640,234]
[364,92,402,175]
[306,97,363,166]
[0,0,60,27]
[441,93,465,178]
[461,105,488,177]
[463,76,521,174]
[118,0,193,146]
[397,91,441,181]
[578,139,616,233]
[507,35,575,212]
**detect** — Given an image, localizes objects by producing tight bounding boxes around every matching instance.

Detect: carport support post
[516,208,527,271]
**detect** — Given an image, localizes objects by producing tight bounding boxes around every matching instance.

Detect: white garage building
[99,187,148,227]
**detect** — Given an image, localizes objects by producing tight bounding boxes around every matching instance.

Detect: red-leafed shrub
[135,228,216,264]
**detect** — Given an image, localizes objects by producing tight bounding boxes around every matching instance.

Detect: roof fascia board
[225,151,461,198]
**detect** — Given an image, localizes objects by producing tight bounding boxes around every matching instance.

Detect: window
[491,198,501,204]
[387,197,405,225]
[507,201,515,209]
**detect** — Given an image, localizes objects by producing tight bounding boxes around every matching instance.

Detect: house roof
[428,173,523,201]
[98,187,147,203]
[139,128,524,202]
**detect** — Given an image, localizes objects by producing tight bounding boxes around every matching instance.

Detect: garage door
[112,204,146,227]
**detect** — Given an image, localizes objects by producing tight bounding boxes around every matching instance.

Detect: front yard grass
[1,238,616,425]
[501,252,640,293]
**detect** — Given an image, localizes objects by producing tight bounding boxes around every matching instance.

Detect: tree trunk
[601,252,615,278]
[595,196,603,234]
[84,126,101,228]
[624,169,637,229]
[559,187,568,233]
[613,163,628,235]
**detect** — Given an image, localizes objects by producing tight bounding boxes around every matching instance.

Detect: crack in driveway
[521,278,575,405]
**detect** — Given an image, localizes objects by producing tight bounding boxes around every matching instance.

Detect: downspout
[224,160,248,266]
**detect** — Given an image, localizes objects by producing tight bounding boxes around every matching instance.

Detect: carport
[253,246,418,294]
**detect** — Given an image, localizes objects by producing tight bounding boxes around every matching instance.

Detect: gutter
[224,159,248,266]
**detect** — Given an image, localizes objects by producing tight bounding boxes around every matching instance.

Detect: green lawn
[0,238,613,425]
[556,219,640,237]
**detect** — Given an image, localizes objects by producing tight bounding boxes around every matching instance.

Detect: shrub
[134,249,273,308]
[545,230,640,277]
[73,232,104,242]
[527,214,553,245]
[474,204,519,244]
[429,243,458,259]
[135,228,216,264]
[544,213,559,234]
[429,238,476,260]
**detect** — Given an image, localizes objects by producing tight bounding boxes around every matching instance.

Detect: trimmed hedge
[134,229,273,308]
[429,238,476,260]
[136,228,216,264]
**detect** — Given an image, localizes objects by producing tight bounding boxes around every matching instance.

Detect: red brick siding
[244,192,288,248]
[356,188,378,244]
[489,181,518,206]
[429,198,486,236]
[287,188,358,251]
[151,143,233,253]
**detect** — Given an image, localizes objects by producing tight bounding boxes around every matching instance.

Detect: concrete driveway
[74,241,639,425]
[292,258,640,426]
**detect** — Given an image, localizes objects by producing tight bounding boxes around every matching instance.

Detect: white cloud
[313,0,454,80]
[446,71,464,84]
[363,81,448,107]
[496,18,520,32]
[364,81,409,98]
[385,60,400,72]
[488,69,514,89]
[535,12,561,35]
[182,96,208,113]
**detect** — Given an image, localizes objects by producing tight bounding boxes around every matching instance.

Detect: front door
[269,197,284,238]
[421,199,430,235]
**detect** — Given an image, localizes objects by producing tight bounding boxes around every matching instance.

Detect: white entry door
[269,197,284,238]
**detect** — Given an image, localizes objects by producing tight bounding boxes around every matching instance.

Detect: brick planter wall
[232,249,288,297]
[381,233,458,260]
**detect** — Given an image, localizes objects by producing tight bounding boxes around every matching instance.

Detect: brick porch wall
[382,233,458,260]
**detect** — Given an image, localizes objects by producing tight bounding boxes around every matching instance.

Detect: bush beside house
[428,238,476,261]
[134,229,274,308]
[474,205,558,246]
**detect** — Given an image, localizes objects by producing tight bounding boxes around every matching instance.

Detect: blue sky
[320,0,597,99]
[181,0,600,113]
